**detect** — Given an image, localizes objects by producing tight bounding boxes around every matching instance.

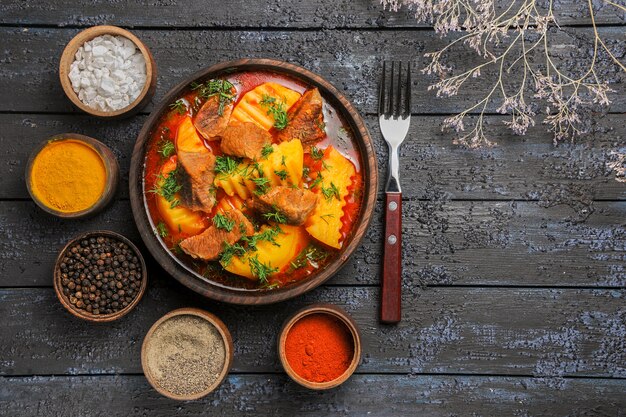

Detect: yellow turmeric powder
[30,140,107,213]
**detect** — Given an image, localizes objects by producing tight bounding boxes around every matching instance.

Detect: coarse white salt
[68,34,147,112]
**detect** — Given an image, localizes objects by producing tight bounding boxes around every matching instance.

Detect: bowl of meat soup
[130,59,377,304]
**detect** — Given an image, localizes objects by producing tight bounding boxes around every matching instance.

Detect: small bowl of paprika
[278,304,361,390]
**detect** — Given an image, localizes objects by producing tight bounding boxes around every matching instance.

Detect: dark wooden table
[1,1,625,415]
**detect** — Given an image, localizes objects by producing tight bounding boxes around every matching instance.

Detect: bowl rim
[26,133,119,219]
[129,58,378,305]
[140,307,234,400]
[277,304,362,390]
[53,230,148,322]
[59,25,157,118]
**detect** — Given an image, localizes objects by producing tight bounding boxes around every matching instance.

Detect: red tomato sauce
[143,71,364,290]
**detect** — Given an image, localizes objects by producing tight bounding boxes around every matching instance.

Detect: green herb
[215,156,241,175]
[310,145,324,160]
[220,241,247,266]
[243,225,282,251]
[262,208,287,224]
[274,169,288,181]
[157,140,175,158]
[261,144,274,158]
[149,168,182,208]
[289,245,329,271]
[252,176,271,195]
[192,79,236,116]
[248,255,278,284]
[212,213,235,232]
[281,155,287,166]
[170,241,184,255]
[302,166,310,178]
[156,222,169,238]
[260,94,289,130]
[319,213,335,224]
[169,99,187,115]
[316,120,327,131]
[261,282,280,290]
[321,182,340,201]
[309,172,323,189]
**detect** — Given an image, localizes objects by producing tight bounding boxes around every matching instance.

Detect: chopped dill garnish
[215,156,241,175]
[321,182,340,201]
[212,213,235,232]
[248,255,278,284]
[149,168,182,208]
[309,172,323,189]
[262,208,287,224]
[220,241,247,266]
[156,222,169,238]
[157,140,175,158]
[260,94,289,130]
[169,99,187,115]
[191,79,236,116]
[243,225,282,250]
[252,176,271,195]
[274,169,288,181]
[261,144,274,158]
[281,155,287,166]
[289,245,329,271]
[310,145,324,160]
[319,213,335,224]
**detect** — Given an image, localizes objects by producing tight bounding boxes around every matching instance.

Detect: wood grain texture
[1,374,625,416]
[2,200,624,288]
[2,114,625,201]
[0,27,624,115]
[0,0,624,28]
[0,287,624,377]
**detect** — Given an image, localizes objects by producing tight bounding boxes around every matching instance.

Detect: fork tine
[379,61,387,116]
[396,61,402,119]
[404,61,411,118]
[388,61,395,117]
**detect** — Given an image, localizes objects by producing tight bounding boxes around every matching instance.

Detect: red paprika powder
[284,313,354,383]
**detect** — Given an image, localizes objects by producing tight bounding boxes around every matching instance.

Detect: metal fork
[378,61,411,324]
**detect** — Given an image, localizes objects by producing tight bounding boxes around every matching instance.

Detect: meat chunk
[177,149,216,212]
[275,88,325,146]
[251,186,318,225]
[193,94,234,140]
[220,120,272,160]
[180,208,255,261]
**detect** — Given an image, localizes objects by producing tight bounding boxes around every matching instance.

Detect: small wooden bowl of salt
[141,308,234,400]
[59,25,157,118]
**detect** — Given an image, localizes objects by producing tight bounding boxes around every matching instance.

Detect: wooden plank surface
[1,0,624,28]
[2,200,624,288]
[1,27,624,115]
[2,114,625,201]
[1,286,624,376]
[1,374,625,417]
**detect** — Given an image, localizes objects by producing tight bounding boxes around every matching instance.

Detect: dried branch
[382,0,625,147]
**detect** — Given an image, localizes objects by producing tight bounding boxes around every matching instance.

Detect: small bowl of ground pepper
[141,308,234,400]
[26,133,119,218]
[54,230,147,322]
[278,304,361,390]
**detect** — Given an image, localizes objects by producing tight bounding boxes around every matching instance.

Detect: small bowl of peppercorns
[54,230,147,322]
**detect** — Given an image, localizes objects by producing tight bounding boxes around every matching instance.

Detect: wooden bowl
[26,133,119,219]
[59,25,157,118]
[53,230,148,322]
[141,308,234,400]
[278,304,361,390]
[129,58,378,304]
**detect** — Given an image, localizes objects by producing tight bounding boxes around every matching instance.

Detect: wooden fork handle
[380,192,402,324]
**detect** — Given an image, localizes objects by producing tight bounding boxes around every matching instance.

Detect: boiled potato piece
[223,224,308,280]
[231,82,301,131]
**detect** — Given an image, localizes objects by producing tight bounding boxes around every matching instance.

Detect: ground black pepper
[59,236,142,315]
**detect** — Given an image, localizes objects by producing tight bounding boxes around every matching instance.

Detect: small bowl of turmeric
[26,133,119,218]
[278,304,362,390]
